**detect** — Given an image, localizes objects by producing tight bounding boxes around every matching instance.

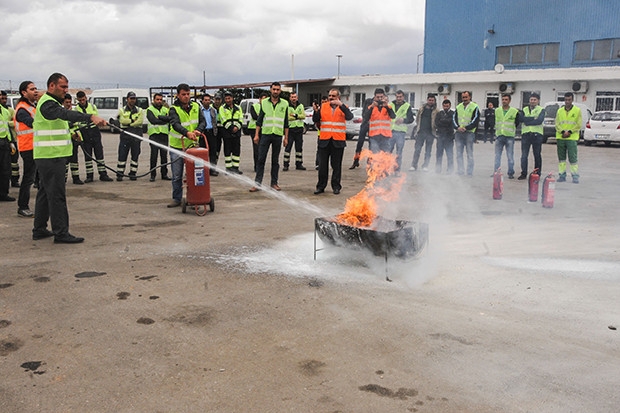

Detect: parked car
[240,98,259,135]
[345,108,363,140]
[303,106,315,133]
[583,111,620,146]
[89,88,150,132]
[542,101,592,144]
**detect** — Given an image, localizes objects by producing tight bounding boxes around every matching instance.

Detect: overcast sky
[0,0,425,91]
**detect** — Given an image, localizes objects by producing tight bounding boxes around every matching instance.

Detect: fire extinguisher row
[493,168,555,208]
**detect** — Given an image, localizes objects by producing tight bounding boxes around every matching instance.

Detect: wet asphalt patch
[74,271,107,278]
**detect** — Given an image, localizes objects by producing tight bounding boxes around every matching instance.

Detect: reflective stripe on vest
[288,103,305,129]
[219,104,243,130]
[33,93,72,159]
[494,107,519,137]
[391,102,411,132]
[456,102,479,133]
[318,103,346,141]
[248,102,260,130]
[169,102,200,149]
[260,98,288,136]
[75,103,99,129]
[368,106,392,137]
[521,106,544,135]
[147,105,170,135]
[555,105,581,140]
[14,101,36,151]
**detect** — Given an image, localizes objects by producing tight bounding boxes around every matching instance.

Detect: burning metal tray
[314,216,428,260]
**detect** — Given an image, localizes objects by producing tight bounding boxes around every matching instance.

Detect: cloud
[0,0,424,90]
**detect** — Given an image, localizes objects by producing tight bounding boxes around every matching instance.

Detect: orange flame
[335,149,406,228]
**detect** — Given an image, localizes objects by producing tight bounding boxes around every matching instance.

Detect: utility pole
[417,53,424,74]
[336,54,342,78]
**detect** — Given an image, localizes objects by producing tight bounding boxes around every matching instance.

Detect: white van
[542,101,592,143]
[88,88,150,132]
[240,98,259,135]
[6,94,21,110]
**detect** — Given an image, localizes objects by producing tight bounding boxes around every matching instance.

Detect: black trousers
[149,133,169,178]
[82,127,107,176]
[33,157,70,237]
[316,139,344,191]
[18,149,35,210]
[254,133,282,186]
[284,127,304,165]
[200,129,219,169]
[0,147,11,197]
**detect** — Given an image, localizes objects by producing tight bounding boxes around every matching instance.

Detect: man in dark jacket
[435,99,455,174]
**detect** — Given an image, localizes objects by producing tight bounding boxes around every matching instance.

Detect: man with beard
[146,93,171,181]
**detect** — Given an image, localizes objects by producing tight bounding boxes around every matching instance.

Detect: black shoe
[161,175,172,180]
[32,229,54,240]
[314,189,324,195]
[18,208,34,218]
[209,170,219,177]
[54,233,84,244]
[296,165,307,170]
[129,174,137,181]
[517,174,527,180]
[234,168,243,175]
[349,159,360,169]
[508,174,514,179]
[100,174,113,182]
[557,175,566,182]
[84,176,94,183]
[73,177,84,185]
[333,189,341,195]
[149,176,156,182]
[0,195,16,202]
[116,175,123,182]
[11,181,20,188]
[282,165,289,171]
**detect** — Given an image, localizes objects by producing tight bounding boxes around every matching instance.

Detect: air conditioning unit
[384,85,396,94]
[499,82,515,94]
[339,86,351,96]
[437,84,451,94]
[572,81,588,93]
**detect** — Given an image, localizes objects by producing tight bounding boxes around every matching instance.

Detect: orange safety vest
[14,100,36,151]
[368,106,392,138]
[319,103,347,141]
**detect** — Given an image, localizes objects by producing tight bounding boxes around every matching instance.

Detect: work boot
[572,176,579,184]
[283,163,289,171]
[129,172,137,181]
[100,173,113,182]
[11,178,20,188]
[73,176,84,185]
[149,175,156,182]
[517,173,527,180]
[296,163,306,170]
[557,174,566,182]
[84,173,94,183]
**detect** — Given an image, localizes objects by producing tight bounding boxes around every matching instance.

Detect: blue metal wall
[424,0,620,73]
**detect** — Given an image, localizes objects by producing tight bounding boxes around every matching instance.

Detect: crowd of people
[0,75,584,243]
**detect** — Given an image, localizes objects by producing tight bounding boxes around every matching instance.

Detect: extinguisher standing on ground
[493,168,503,200]
[541,173,555,208]
[528,168,540,202]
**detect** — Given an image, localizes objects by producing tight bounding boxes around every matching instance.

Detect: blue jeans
[411,130,435,169]
[170,151,184,202]
[494,135,515,176]
[389,131,406,171]
[455,131,475,175]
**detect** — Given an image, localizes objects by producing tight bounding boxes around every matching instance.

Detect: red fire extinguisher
[528,168,540,202]
[541,173,555,208]
[493,168,503,200]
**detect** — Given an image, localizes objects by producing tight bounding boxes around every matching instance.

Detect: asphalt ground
[1,131,619,412]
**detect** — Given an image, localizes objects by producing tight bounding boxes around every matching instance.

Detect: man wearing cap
[518,93,545,180]
[116,91,144,181]
[218,91,243,174]
[75,91,113,183]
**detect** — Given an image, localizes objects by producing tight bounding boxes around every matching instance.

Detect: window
[92,97,118,110]
[574,38,620,62]
[354,92,366,107]
[308,93,321,106]
[497,43,560,66]
[595,91,620,111]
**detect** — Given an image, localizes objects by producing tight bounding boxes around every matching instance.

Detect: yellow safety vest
[494,106,519,137]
